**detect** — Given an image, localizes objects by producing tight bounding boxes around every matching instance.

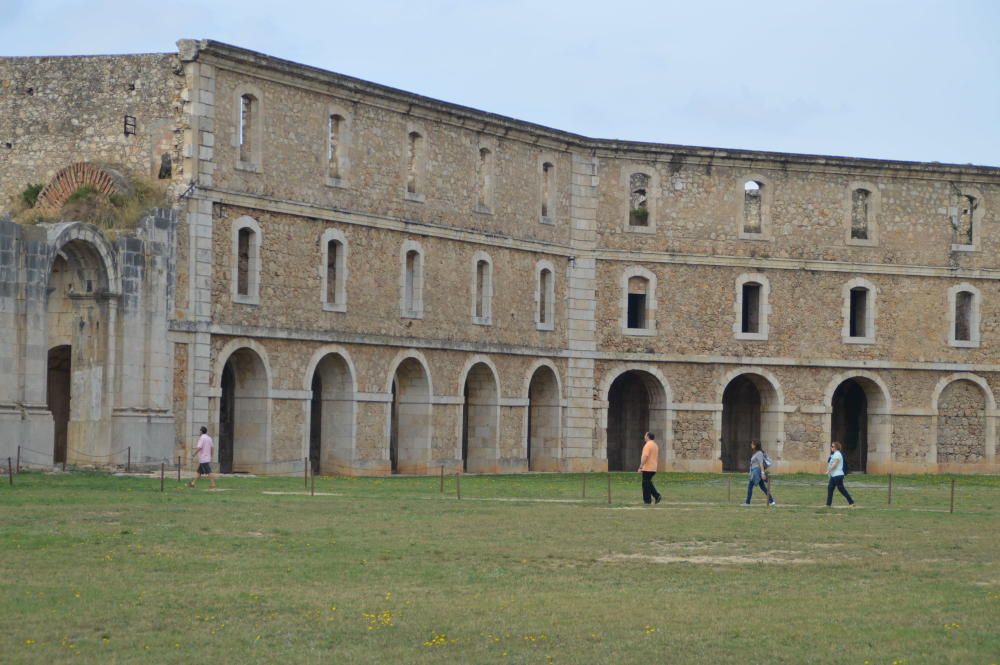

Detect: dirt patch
[601,552,816,566]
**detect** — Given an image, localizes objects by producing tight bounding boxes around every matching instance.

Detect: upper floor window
[405,130,426,201]
[232,216,261,305]
[476,146,494,213]
[536,261,555,331]
[734,274,770,340]
[240,94,257,163]
[471,252,492,325]
[540,161,555,222]
[400,241,425,318]
[328,114,344,180]
[846,182,880,246]
[948,284,981,348]
[621,267,657,335]
[234,86,263,171]
[842,278,876,344]
[629,172,650,227]
[950,188,984,251]
[321,229,348,312]
[851,189,871,240]
[743,180,763,234]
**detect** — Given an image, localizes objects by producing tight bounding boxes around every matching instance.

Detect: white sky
[3,0,998,166]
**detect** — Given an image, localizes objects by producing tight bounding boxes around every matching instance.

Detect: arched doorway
[47,345,72,464]
[606,370,668,472]
[527,365,561,471]
[45,238,112,463]
[720,373,781,472]
[936,380,987,466]
[462,362,499,473]
[218,347,269,473]
[831,379,868,473]
[308,353,354,475]
[389,358,431,474]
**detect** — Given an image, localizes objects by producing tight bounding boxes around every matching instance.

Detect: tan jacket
[639,440,659,472]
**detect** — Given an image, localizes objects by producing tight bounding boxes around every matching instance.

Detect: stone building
[1,40,997,474]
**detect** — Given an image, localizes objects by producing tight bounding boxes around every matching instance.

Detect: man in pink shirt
[188,426,217,489]
[638,431,661,505]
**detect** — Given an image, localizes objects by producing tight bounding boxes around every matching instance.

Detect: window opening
[627,277,648,329]
[239,94,257,163]
[541,162,554,218]
[237,228,252,296]
[955,195,976,245]
[741,283,761,334]
[849,287,868,338]
[743,180,762,234]
[955,291,973,342]
[629,173,650,226]
[407,132,422,194]
[326,240,341,304]
[404,249,420,315]
[328,114,343,180]
[475,259,489,320]
[851,189,870,240]
[539,268,552,325]
[478,148,492,209]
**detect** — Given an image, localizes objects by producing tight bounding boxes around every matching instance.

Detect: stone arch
[822,371,891,472]
[524,360,563,471]
[716,369,784,472]
[931,373,996,469]
[215,342,272,474]
[458,356,501,473]
[386,350,433,474]
[302,345,358,475]
[46,222,121,295]
[35,162,130,211]
[599,365,673,471]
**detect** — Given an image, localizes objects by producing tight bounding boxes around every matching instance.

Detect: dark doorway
[389,379,399,473]
[219,360,236,474]
[47,345,72,464]
[831,379,868,473]
[309,372,322,474]
[721,375,761,472]
[607,371,650,471]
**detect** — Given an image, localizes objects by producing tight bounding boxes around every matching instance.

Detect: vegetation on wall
[11,175,169,230]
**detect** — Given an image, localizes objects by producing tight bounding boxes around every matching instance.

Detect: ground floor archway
[308,353,354,475]
[527,365,561,470]
[720,373,781,472]
[462,362,499,473]
[831,379,868,472]
[936,379,988,465]
[218,347,269,473]
[606,370,668,471]
[389,357,431,474]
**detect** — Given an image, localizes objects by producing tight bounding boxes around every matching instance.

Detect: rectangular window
[539,269,552,326]
[239,94,256,164]
[741,283,760,334]
[328,115,342,180]
[237,228,251,296]
[627,293,646,329]
[849,288,868,338]
[326,240,340,304]
[955,291,973,342]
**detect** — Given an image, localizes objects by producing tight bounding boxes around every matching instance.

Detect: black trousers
[641,471,661,504]
[827,475,854,506]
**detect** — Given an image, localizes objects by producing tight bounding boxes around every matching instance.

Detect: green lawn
[1,471,998,664]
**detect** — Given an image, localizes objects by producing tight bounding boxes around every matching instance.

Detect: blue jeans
[827,475,854,506]
[746,468,772,504]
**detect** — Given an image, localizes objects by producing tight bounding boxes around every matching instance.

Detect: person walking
[188,426,217,489]
[826,441,855,507]
[745,439,775,506]
[638,431,662,505]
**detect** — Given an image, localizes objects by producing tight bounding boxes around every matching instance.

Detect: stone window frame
[325,103,352,188]
[841,277,877,345]
[233,83,264,173]
[733,273,771,341]
[738,173,773,241]
[232,215,262,306]
[403,122,427,203]
[538,153,558,225]
[474,136,497,214]
[535,260,555,331]
[621,164,659,235]
[470,250,493,326]
[620,266,658,336]
[950,185,984,252]
[947,282,981,348]
[845,180,881,247]
[320,228,348,313]
[400,239,425,319]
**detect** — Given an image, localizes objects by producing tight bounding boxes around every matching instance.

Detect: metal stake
[304,457,308,489]
[456,472,461,500]
[887,474,893,505]
[126,447,131,473]
[949,478,955,514]
[177,456,181,482]
[160,462,165,492]
[16,446,20,473]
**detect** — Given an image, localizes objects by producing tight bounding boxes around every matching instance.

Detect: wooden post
[456,472,461,500]
[16,446,20,473]
[160,462,165,492]
[887,474,893,505]
[727,476,732,503]
[439,465,444,494]
[950,478,955,514]
[311,466,316,497]
[607,472,611,505]
[304,457,309,489]
[126,447,131,473]
[62,459,66,472]
[7,457,12,486]
[177,456,181,482]
[582,473,587,499]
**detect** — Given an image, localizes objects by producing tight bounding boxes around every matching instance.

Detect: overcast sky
[3,0,998,166]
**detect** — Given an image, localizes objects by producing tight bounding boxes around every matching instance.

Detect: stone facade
[1,39,998,474]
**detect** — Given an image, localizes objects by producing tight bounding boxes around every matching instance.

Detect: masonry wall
[0,53,184,210]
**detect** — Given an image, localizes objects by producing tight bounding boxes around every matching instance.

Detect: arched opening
[606,370,668,472]
[389,358,431,474]
[46,238,111,463]
[462,362,499,473]
[218,348,269,473]
[527,366,560,471]
[829,377,891,473]
[936,380,987,465]
[47,345,71,464]
[720,373,780,472]
[308,353,353,475]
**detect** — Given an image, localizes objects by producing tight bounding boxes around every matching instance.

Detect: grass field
[1,470,998,664]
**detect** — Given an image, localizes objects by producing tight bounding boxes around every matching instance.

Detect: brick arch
[35,163,130,211]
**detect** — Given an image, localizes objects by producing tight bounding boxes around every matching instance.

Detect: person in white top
[188,426,217,489]
[825,441,854,507]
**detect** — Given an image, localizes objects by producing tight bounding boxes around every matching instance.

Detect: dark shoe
[654,495,662,504]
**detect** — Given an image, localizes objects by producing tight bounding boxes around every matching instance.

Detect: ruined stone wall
[0,53,184,211]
